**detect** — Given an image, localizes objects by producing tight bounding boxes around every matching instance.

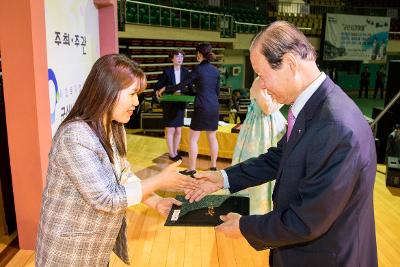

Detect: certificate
[165,195,250,227]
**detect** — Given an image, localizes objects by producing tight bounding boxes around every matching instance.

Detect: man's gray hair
[250,21,317,69]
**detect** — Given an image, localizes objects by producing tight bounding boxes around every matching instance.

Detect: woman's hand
[156,87,166,98]
[140,161,198,198]
[155,197,182,216]
[156,160,198,191]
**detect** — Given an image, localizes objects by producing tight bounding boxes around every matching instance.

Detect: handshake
[183,170,225,202]
[156,160,224,201]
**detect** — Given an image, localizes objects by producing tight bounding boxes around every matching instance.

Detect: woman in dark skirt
[154,49,190,161]
[161,43,220,175]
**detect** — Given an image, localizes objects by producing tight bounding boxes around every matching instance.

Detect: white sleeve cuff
[126,172,141,184]
[123,180,142,206]
[221,170,230,189]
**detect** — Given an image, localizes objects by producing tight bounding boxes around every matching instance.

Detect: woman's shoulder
[58,120,91,134]
[49,121,106,165]
[209,63,220,74]
[198,61,218,73]
[198,60,212,67]
[54,120,98,146]
[162,67,174,75]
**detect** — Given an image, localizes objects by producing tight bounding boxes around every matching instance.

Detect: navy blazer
[167,60,220,109]
[153,66,190,91]
[226,77,377,267]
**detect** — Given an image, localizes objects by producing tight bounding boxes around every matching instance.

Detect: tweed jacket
[35,121,131,266]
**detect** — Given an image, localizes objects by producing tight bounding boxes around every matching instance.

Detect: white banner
[323,13,390,61]
[45,0,100,136]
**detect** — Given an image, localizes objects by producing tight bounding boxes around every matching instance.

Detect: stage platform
[179,123,238,159]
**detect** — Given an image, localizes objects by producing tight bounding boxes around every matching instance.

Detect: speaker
[384,60,400,114]
[386,157,400,188]
[372,107,400,163]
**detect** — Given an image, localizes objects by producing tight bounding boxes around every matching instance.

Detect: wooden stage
[2,133,400,266]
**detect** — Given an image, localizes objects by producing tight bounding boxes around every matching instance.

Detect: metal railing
[121,0,235,37]
[234,21,265,34]
[389,31,400,40]
[234,21,312,35]
[119,0,400,38]
[267,0,399,18]
[370,90,400,134]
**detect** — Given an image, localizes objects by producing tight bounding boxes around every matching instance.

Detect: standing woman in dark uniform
[161,43,220,175]
[154,49,190,161]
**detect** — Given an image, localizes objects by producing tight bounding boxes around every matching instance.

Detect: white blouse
[174,68,181,84]
[111,136,142,206]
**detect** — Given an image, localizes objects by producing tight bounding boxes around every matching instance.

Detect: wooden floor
[2,133,400,266]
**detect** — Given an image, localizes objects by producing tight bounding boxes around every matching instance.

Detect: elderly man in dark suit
[186,21,377,267]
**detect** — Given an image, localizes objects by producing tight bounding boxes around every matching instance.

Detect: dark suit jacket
[167,60,220,109]
[153,66,190,92]
[225,77,377,267]
[153,66,190,127]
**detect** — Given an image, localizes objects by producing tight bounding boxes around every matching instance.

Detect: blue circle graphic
[48,68,59,124]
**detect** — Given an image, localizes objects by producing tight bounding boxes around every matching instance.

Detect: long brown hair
[61,54,147,163]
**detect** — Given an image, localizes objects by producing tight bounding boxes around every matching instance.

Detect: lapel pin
[298,129,302,134]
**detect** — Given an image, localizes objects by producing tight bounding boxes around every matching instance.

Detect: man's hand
[184,171,224,203]
[215,212,243,238]
[155,197,182,216]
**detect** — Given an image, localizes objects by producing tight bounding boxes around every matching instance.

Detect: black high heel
[169,155,181,161]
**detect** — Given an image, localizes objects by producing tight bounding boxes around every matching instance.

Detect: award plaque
[165,194,250,227]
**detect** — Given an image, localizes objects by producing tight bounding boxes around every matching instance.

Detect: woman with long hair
[35,54,196,266]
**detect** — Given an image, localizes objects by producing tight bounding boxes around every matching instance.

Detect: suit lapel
[283,112,306,158]
[109,137,123,184]
[275,77,336,184]
[284,77,336,156]
[275,114,306,180]
[170,68,176,85]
